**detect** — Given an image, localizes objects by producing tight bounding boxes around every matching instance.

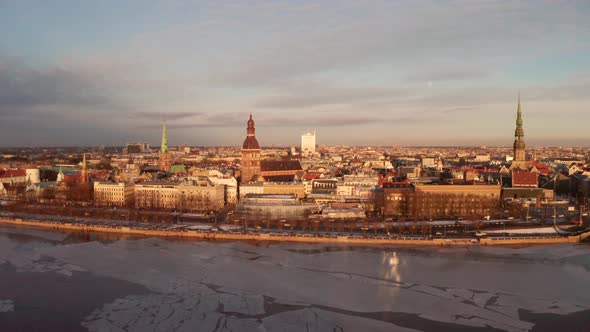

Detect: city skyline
[1,0,589,147]
[2,103,587,149]
[2,3,590,331]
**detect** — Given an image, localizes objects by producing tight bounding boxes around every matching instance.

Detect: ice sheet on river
[0,236,86,276]
[3,230,590,331]
[0,300,14,313]
[0,225,68,242]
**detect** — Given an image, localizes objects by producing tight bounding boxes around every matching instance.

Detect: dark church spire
[512,94,527,167]
[515,93,524,139]
[247,114,255,137]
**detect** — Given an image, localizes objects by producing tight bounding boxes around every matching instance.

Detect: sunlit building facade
[94,182,135,207]
[301,131,316,157]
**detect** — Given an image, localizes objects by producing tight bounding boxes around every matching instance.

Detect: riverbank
[1,216,588,246]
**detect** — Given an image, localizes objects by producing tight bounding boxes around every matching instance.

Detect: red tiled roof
[62,173,82,184]
[530,161,551,176]
[512,171,537,188]
[0,169,26,178]
[260,160,302,172]
[92,171,111,180]
[261,175,296,182]
[302,172,322,181]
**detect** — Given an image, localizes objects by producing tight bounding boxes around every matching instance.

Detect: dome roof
[514,140,525,149]
[242,136,260,150]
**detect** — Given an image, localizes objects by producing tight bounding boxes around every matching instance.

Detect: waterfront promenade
[1,212,588,246]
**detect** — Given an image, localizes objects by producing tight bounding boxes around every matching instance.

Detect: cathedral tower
[240,114,261,183]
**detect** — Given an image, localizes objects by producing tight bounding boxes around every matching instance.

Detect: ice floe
[2,228,590,331]
[0,300,14,313]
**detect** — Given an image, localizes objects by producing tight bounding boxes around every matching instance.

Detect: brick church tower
[240,114,261,183]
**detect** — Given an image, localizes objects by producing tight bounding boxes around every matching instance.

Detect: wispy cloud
[255,81,401,109]
[132,111,201,120]
[0,0,589,146]
[0,57,114,114]
[406,68,490,83]
[440,106,477,114]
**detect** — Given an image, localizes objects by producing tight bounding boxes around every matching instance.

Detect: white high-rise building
[301,131,316,157]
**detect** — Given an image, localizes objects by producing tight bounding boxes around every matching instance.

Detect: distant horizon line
[1,145,589,149]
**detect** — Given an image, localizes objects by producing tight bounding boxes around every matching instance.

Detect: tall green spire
[161,121,168,153]
[512,93,527,165]
[515,93,524,139]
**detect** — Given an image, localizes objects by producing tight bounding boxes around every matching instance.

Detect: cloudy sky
[1,0,589,147]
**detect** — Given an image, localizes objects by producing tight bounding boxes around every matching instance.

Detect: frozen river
[1,225,590,332]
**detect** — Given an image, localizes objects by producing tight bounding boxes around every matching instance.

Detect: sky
[0,0,589,148]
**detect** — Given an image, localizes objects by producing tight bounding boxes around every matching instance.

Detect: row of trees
[38,183,93,203]
[2,202,179,223]
[2,183,92,204]
[228,216,484,236]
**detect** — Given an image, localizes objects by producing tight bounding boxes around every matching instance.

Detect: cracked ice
[0,300,14,313]
[2,228,590,331]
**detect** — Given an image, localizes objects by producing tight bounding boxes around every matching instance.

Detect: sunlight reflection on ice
[382,251,402,283]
